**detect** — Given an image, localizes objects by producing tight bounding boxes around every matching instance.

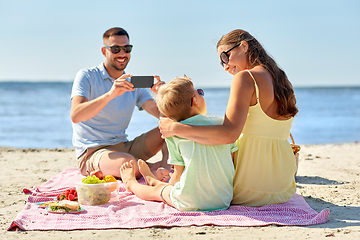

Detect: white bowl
[75,181,119,205]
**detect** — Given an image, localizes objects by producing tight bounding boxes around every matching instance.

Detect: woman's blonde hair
[156,76,194,122]
[217,29,298,117]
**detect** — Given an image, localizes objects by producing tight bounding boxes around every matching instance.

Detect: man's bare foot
[119,160,137,191]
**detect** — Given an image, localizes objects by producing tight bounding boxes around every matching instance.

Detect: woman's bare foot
[119,160,137,191]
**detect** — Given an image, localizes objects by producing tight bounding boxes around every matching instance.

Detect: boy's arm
[168,165,184,186]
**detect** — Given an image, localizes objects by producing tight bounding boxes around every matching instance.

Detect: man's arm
[141,99,161,119]
[70,74,134,123]
[70,95,113,123]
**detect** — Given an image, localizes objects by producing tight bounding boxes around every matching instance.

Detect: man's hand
[150,75,165,95]
[71,73,135,123]
[109,74,135,99]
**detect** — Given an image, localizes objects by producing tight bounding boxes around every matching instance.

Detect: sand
[1,143,359,239]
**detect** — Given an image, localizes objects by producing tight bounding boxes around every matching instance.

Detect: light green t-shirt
[166,115,237,211]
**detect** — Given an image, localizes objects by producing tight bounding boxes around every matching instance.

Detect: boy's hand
[150,75,164,95]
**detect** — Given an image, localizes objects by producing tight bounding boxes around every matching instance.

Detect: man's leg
[99,151,140,178]
[143,127,171,171]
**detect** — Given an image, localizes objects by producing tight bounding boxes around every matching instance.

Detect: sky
[0,0,359,87]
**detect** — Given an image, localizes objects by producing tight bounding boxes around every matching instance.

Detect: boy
[120,76,237,211]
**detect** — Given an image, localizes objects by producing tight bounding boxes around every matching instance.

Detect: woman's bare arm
[159,71,255,145]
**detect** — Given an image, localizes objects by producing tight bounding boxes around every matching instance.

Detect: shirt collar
[98,63,112,81]
[98,63,127,82]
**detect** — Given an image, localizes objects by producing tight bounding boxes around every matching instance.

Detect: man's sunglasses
[104,45,133,54]
[220,43,241,67]
[190,89,205,107]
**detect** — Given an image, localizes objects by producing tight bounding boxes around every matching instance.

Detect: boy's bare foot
[156,168,170,182]
[119,160,137,191]
[138,160,169,185]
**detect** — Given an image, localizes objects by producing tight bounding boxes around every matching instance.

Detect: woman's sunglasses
[104,45,133,54]
[220,43,241,67]
[190,89,205,106]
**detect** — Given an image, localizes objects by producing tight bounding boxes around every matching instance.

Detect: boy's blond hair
[156,76,195,122]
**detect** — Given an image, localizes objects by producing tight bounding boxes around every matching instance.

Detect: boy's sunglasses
[191,89,205,107]
[104,45,133,54]
[220,43,241,67]
[196,88,204,97]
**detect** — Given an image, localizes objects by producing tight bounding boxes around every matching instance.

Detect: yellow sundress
[232,70,297,206]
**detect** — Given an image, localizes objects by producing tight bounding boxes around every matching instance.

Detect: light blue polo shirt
[71,63,153,158]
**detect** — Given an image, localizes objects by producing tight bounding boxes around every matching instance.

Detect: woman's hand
[159,117,176,138]
[150,75,164,95]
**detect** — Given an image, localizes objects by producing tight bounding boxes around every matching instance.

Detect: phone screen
[131,76,154,88]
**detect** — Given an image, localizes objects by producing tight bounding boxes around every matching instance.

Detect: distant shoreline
[1,142,359,151]
[1,80,360,89]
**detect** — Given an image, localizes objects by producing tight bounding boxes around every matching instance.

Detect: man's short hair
[103,27,129,42]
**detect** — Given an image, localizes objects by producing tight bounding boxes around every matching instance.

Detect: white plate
[45,206,85,214]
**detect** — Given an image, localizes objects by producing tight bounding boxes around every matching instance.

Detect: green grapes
[81,175,106,184]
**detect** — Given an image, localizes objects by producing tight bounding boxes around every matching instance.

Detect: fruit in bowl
[76,175,119,205]
[90,170,104,180]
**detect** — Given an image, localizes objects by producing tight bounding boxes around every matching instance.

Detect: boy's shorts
[77,133,152,176]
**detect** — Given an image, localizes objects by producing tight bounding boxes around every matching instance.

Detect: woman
[159,29,298,206]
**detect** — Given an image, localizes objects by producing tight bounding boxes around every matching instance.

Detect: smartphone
[131,76,154,88]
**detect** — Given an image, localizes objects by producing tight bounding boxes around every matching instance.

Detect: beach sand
[1,143,359,239]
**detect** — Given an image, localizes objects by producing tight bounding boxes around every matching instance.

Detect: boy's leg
[138,160,174,206]
[138,160,169,186]
[120,160,169,202]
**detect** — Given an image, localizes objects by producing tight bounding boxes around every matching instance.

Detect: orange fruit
[104,175,117,182]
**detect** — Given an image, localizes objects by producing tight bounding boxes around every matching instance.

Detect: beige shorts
[78,133,152,176]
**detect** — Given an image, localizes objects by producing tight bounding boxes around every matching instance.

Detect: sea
[0,82,359,149]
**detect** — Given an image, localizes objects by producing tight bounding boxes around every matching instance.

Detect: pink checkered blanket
[8,168,329,231]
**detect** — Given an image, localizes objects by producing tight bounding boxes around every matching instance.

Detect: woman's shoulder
[249,66,272,80]
[232,67,271,91]
[247,66,273,89]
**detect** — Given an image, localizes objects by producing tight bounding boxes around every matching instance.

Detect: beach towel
[8,167,329,231]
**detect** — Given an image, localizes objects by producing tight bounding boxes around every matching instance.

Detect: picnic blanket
[8,167,329,231]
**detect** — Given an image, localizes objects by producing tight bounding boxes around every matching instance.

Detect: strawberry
[60,194,66,200]
[65,189,70,198]
[70,189,76,194]
[68,194,75,201]
[57,194,61,200]
[74,191,78,198]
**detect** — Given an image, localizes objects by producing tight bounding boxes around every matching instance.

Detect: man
[70,27,169,179]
